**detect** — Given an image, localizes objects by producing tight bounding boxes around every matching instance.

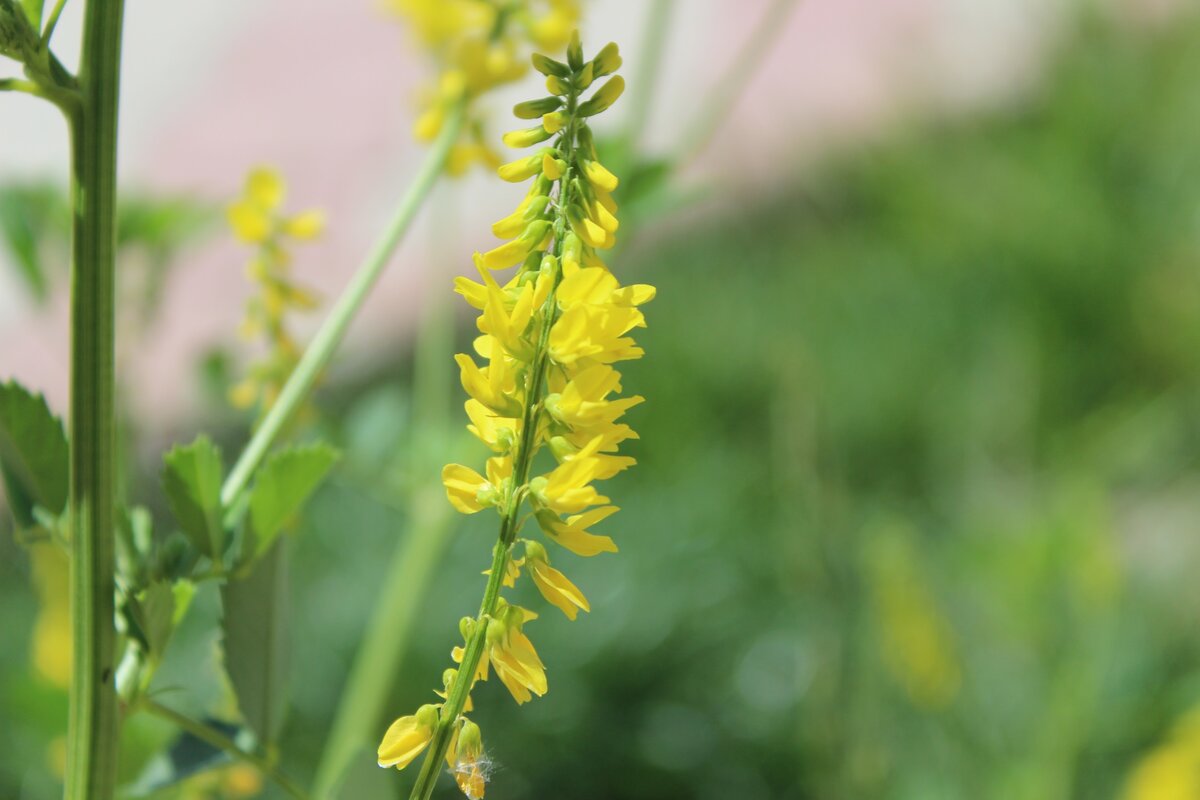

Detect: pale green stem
[677,0,801,164]
[624,0,674,152]
[64,1,124,798]
[312,288,459,797]
[219,101,466,511]
[41,0,68,44]
[142,699,310,800]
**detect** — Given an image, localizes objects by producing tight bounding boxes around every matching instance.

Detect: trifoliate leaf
[162,436,224,559]
[0,380,68,530]
[246,443,338,559]
[221,538,289,745]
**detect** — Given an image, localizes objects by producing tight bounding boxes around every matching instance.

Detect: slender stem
[41,0,69,44]
[312,487,456,797]
[64,2,125,799]
[623,0,673,152]
[677,0,800,165]
[142,699,311,800]
[219,101,466,511]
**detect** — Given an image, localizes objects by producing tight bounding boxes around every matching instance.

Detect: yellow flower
[535,506,619,557]
[446,719,488,799]
[442,457,511,514]
[378,704,440,769]
[525,541,589,620]
[227,167,324,414]
[486,606,547,705]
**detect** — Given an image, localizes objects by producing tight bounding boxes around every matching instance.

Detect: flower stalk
[65,1,126,798]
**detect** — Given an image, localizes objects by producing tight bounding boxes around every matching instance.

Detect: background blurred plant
[7,1,1200,799]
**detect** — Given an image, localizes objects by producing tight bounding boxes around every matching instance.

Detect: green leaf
[162,436,225,559]
[221,538,289,745]
[20,0,43,30]
[123,581,177,660]
[0,380,68,529]
[0,183,69,304]
[247,443,339,559]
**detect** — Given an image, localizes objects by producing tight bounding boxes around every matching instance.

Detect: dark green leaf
[0,380,68,529]
[221,538,289,745]
[162,436,224,559]
[247,443,338,559]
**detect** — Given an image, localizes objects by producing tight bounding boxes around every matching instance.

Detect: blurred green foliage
[7,8,1200,799]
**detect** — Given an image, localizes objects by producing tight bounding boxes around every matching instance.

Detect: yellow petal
[246,168,284,211]
[227,201,271,244]
[531,561,590,620]
[377,716,433,769]
[283,209,325,240]
[442,463,488,514]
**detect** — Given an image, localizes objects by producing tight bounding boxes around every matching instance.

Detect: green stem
[40,0,68,44]
[64,2,124,799]
[623,0,673,152]
[677,0,800,164]
[142,699,311,800]
[219,101,466,511]
[312,488,456,797]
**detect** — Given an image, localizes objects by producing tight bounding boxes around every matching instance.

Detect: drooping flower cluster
[385,0,580,175]
[378,36,652,798]
[226,168,325,413]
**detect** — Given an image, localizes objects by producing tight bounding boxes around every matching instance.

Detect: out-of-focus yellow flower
[1123,707,1200,800]
[864,522,961,711]
[29,543,71,689]
[386,0,581,175]
[226,167,324,415]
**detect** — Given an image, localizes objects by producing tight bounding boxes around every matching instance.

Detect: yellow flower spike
[525,541,590,620]
[377,704,440,769]
[581,158,619,192]
[388,37,651,795]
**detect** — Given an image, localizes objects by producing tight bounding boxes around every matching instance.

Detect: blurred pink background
[0,0,1140,432]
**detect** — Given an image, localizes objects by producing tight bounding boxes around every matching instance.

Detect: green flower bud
[459,616,476,640]
[502,125,552,149]
[513,96,562,120]
[545,74,570,96]
[548,435,576,461]
[576,62,595,91]
[531,52,570,78]
[592,42,622,77]
[524,540,549,564]
[566,31,584,71]
[456,719,483,759]
[579,75,625,117]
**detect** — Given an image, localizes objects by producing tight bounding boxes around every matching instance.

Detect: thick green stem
[65,1,125,799]
[220,101,466,511]
[142,699,310,800]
